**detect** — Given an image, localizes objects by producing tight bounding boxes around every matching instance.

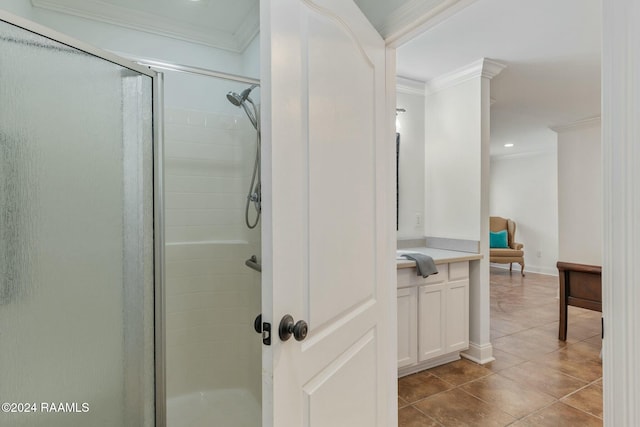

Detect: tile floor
[398,267,603,426]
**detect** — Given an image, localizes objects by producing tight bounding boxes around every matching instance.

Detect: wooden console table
[557,261,602,341]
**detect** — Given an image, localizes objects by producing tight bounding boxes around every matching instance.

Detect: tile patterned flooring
[398,267,603,426]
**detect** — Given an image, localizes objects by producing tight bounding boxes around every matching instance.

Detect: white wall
[425,79,483,240]
[4,3,244,74]
[490,140,559,275]
[490,123,558,275]
[396,90,425,238]
[556,120,602,265]
[1,0,33,17]
[243,34,261,79]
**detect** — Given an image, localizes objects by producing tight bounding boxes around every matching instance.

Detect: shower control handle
[279,314,308,342]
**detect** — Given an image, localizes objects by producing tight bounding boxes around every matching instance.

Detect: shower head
[226,91,243,106]
[226,84,258,107]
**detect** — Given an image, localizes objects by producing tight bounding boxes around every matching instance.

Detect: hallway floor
[398,267,603,426]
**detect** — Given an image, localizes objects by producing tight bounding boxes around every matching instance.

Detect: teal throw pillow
[490,230,509,248]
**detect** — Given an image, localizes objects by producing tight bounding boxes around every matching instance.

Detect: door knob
[279,314,308,342]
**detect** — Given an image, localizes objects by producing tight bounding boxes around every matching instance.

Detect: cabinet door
[446,280,469,352]
[418,283,446,361]
[397,287,417,369]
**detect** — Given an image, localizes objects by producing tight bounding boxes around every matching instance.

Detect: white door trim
[601,1,640,425]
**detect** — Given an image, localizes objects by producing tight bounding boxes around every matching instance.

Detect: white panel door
[261,0,395,426]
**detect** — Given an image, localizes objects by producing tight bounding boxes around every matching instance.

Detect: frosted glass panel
[0,20,154,427]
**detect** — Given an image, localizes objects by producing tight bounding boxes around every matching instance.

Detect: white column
[602,1,640,425]
[423,58,504,364]
[465,64,501,364]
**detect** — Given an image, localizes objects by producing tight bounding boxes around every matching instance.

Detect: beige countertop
[396,247,482,269]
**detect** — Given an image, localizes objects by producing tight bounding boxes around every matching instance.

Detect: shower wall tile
[164,108,250,241]
[167,290,251,312]
[166,192,244,210]
[165,208,242,227]
[165,126,252,148]
[186,110,206,127]
[205,111,247,130]
[165,157,247,179]
[166,225,246,243]
[166,241,248,260]
[165,108,189,124]
[165,241,258,398]
[165,141,237,163]
[166,257,248,279]
[165,175,244,194]
[167,307,248,331]
[165,275,251,296]
[165,107,261,399]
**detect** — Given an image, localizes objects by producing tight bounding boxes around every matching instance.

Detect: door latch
[254,314,271,346]
[262,322,271,346]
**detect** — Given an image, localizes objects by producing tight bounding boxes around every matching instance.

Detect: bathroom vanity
[396,248,482,377]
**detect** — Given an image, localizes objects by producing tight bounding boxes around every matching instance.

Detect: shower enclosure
[160,67,262,427]
[1,10,262,427]
[0,11,160,427]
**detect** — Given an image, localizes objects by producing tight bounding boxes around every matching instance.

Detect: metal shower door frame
[0,9,166,427]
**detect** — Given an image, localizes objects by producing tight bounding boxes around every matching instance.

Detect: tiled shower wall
[164,107,261,401]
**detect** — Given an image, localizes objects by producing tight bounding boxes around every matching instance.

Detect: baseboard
[397,352,461,378]
[489,263,558,277]
[461,342,495,365]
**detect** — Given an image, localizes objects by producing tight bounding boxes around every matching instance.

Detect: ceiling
[31,0,260,52]
[31,0,601,157]
[396,0,602,156]
[31,0,455,53]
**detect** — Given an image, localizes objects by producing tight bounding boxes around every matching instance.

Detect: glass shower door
[0,13,158,427]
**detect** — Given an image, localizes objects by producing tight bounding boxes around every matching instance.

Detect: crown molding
[31,0,258,53]
[383,0,480,47]
[234,3,260,52]
[549,116,601,133]
[491,147,555,160]
[379,0,447,39]
[426,58,506,94]
[397,76,426,96]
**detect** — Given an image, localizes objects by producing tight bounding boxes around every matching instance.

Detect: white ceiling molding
[31,0,259,53]
[491,148,556,160]
[233,3,260,52]
[550,116,601,133]
[383,0,479,47]
[397,76,426,95]
[426,58,506,94]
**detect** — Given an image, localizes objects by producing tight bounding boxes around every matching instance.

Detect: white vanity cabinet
[397,287,417,368]
[397,260,470,376]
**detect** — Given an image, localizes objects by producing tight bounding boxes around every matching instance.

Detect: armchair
[490,216,525,276]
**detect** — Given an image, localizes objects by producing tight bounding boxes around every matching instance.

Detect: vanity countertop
[396,247,482,269]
